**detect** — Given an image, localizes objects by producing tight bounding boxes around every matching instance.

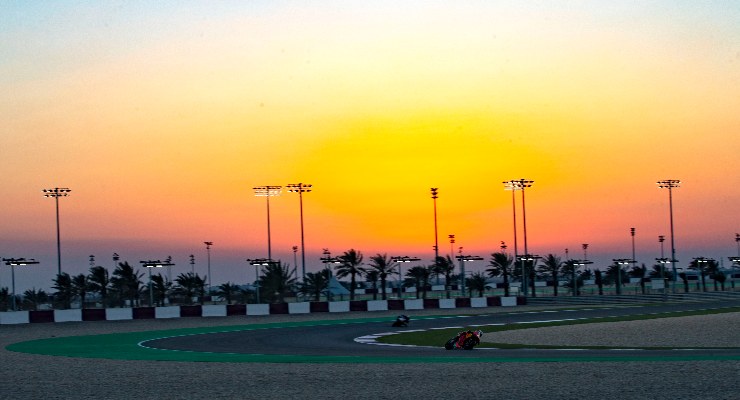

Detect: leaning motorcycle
[444,330,482,350]
[392,314,410,327]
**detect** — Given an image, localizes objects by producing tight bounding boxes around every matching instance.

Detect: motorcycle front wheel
[462,337,478,350]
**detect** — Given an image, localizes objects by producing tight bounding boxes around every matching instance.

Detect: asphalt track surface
[141,301,740,362]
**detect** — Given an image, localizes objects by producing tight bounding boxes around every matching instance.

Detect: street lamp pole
[287,183,312,281]
[612,259,633,295]
[253,186,282,260]
[42,188,71,275]
[503,181,520,295]
[431,188,439,261]
[3,258,40,311]
[504,179,533,295]
[448,234,455,259]
[657,180,680,293]
[140,260,174,306]
[204,242,213,295]
[248,258,274,304]
[391,256,420,299]
[630,227,637,271]
[455,252,484,297]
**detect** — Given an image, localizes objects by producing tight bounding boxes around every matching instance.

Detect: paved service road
[143,300,740,362]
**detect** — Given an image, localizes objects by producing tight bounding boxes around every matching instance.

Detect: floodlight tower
[657,180,680,293]
[286,183,312,281]
[431,188,439,261]
[253,186,282,260]
[42,187,71,275]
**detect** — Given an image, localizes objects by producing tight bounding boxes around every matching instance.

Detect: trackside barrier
[310,302,329,312]
[155,306,180,319]
[439,299,456,309]
[0,311,29,324]
[202,305,227,317]
[329,301,350,313]
[288,302,310,314]
[367,300,388,311]
[29,310,54,323]
[55,309,82,322]
[501,296,517,307]
[106,308,133,320]
[247,304,269,316]
[404,299,424,310]
[471,297,488,308]
[82,308,106,321]
[180,305,203,317]
[0,296,524,324]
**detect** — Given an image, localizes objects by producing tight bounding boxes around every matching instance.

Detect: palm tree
[174,272,206,305]
[711,270,726,291]
[486,252,514,297]
[258,261,297,303]
[150,273,172,306]
[466,271,488,297]
[648,264,673,287]
[365,270,379,300]
[688,259,712,292]
[71,273,90,308]
[678,272,690,293]
[335,249,365,301]
[88,266,110,308]
[299,270,331,301]
[111,262,144,307]
[560,260,580,296]
[52,272,74,309]
[629,264,648,294]
[0,287,10,311]
[405,266,430,299]
[433,256,456,299]
[368,254,397,300]
[216,282,240,304]
[594,270,604,295]
[23,288,48,311]
[705,259,721,291]
[605,263,628,295]
[538,254,562,296]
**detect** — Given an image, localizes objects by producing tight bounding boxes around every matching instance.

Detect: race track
[141,301,740,362]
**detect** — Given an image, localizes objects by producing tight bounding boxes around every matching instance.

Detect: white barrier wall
[202,305,227,317]
[288,302,310,314]
[501,296,517,307]
[247,304,270,316]
[329,301,350,313]
[366,300,388,311]
[439,299,456,309]
[404,299,423,310]
[106,308,132,320]
[55,309,82,322]
[0,311,30,324]
[471,297,488,308]
[155,306,180,319]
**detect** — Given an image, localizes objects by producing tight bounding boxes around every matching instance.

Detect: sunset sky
[1,1,738,292]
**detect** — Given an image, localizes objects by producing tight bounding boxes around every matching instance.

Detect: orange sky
[1,1,738,290]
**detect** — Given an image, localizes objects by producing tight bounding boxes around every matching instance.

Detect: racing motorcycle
[391,314,410,327]
[444,329,483,350]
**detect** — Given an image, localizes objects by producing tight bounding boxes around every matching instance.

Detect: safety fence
[0,296,523,324]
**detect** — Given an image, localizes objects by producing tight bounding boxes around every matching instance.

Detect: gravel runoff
[1,306,738,400]
[482,312,740,347]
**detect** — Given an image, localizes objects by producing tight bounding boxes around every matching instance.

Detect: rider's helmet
[475,330,483,337]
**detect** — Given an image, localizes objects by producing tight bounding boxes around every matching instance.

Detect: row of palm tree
[1,250,732,311]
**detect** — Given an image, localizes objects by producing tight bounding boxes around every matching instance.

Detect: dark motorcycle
[391,314,410,327]
[444,329,482,350]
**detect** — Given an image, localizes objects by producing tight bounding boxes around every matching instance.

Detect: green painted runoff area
[6,309,740,363]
